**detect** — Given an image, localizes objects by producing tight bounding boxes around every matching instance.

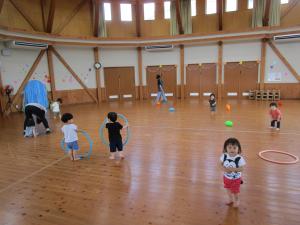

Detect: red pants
[223,176,241,194]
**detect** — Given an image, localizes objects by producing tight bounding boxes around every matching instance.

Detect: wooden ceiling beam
[53,0,86,34]
[217,0,224,31]
[281,0,299,21]
[9,0,40,31]
[47,0,56,33]
[135,0,141,37]
[93,0,100,37]
[175,0,184,35]
[40,0,47,32]
[263,0,271,26]
[268,40,300,82]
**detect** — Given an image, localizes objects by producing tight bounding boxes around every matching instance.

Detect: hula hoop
[258,150,299,164]
[99,114,130,148]
[60,129,93,159]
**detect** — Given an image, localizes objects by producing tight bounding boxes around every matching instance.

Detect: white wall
[142,47,180,85]
[0,43,49,94]
[99,48,138,87]
[53,46,96,90]
[1,40,300,95]
[265,42,300,83]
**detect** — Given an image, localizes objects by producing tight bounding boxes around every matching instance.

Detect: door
[104,67,136,101]
[239,62,259,99]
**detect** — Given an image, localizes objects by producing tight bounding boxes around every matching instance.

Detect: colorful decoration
[2,85,14,96]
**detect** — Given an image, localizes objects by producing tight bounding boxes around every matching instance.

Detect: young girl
[106,112,126,160]
[155,74,167,104]
[209,93,216,113]
[51,98,62,119]
[269,102,282,130]
[61,113,79,161]
[220,138,246,208]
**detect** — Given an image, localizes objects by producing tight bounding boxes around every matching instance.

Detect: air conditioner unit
[273,34,300,41]
[144,45,174,52]
[4,41,48,50]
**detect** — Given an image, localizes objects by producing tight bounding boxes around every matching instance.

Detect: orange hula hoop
[258,150,299,164]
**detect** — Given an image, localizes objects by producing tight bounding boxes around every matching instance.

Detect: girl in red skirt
[220,138,246,208]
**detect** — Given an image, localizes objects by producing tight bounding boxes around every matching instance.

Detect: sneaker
[46,128,51,134]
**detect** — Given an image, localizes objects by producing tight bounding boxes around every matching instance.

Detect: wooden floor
[1,99,300,225]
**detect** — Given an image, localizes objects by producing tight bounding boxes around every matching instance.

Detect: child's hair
[223,138,242,154]
[61,113,73,123]
[57,98,63,104]
[156,74,161,79]
[270,102,277,108]
[107,112,118,122]
[210,93,215,98]
[26,118,35,127]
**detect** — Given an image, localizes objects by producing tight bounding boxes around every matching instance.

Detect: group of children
[208,93,282,130]
[23,92,283,208]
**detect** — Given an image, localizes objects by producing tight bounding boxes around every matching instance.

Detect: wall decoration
[268,72,282,82]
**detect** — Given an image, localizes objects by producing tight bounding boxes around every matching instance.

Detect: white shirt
[61,124,78,143]
[220,153,246,179]
[51,102,60,112]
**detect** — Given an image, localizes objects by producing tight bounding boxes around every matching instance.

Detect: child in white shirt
[51,98,62,119]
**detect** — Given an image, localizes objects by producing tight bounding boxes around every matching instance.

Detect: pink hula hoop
[258,150,299,164]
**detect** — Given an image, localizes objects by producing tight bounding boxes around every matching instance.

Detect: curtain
[181,0,192,34]
[99,3,107,37]
[252,0,265,28]
[170,1,179,35]
[269,0,280,26]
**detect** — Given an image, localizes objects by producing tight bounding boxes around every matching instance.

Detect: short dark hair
[61,113,73,123]
[223,138,242,154]
[156,74,161,79]
[57,98,63,104]
[270,102,277,108]
[107,112,118,122]
[210,93,215,98]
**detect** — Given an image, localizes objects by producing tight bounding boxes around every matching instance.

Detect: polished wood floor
[0,99,300,225]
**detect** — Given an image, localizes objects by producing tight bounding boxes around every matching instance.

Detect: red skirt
[223,176,241,194]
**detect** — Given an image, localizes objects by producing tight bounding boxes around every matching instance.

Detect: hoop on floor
[60,129,93,159]
[99,114,130,148]
[258,150,299,164]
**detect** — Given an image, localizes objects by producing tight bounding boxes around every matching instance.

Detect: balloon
[169,107,175,112]
[225,120,233,127]
[225,104,231,112]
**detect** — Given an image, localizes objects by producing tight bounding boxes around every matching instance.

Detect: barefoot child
[61,113,80,161]
[220,138,246,208]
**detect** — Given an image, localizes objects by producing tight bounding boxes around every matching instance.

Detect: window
[248,0,253,9]
[164,1,170,19]
[103,3,111,21]
[281,0,289,4]
[191,0,196,16]
[206,0,216,14]
[144,3,155,20]
[120,3,132,21]
[226,0,237,12]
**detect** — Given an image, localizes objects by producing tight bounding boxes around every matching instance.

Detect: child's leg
[69,150,74,160]
[233,193,240,207]
[226,189,234,205]
[276,121,280,129]
[117,141,124,159]
[270,120,276,128]
[109,142,116,159]
[155,92,162,103]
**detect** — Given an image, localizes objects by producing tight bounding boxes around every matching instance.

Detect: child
[220,138,246,208]
[155,74,167,104]
[106,112,125,160]
[61,113,79,161]
[51,98,62,119]
[24,117,37,137]
[209,93,216,113]
[269,102,282,130]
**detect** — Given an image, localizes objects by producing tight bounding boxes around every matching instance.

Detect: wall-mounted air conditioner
[273,34,300,42]
[144,45,174,52]
[4,41,48,50]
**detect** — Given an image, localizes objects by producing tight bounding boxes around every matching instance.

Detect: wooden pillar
[0,70,4,114]
[217,41,223,100]
[47,47,56,101]
[180,44,184,100]
[217,0,223,31]
[137,47,143,100]
[259,39,267,90]
[93,47,102,103]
